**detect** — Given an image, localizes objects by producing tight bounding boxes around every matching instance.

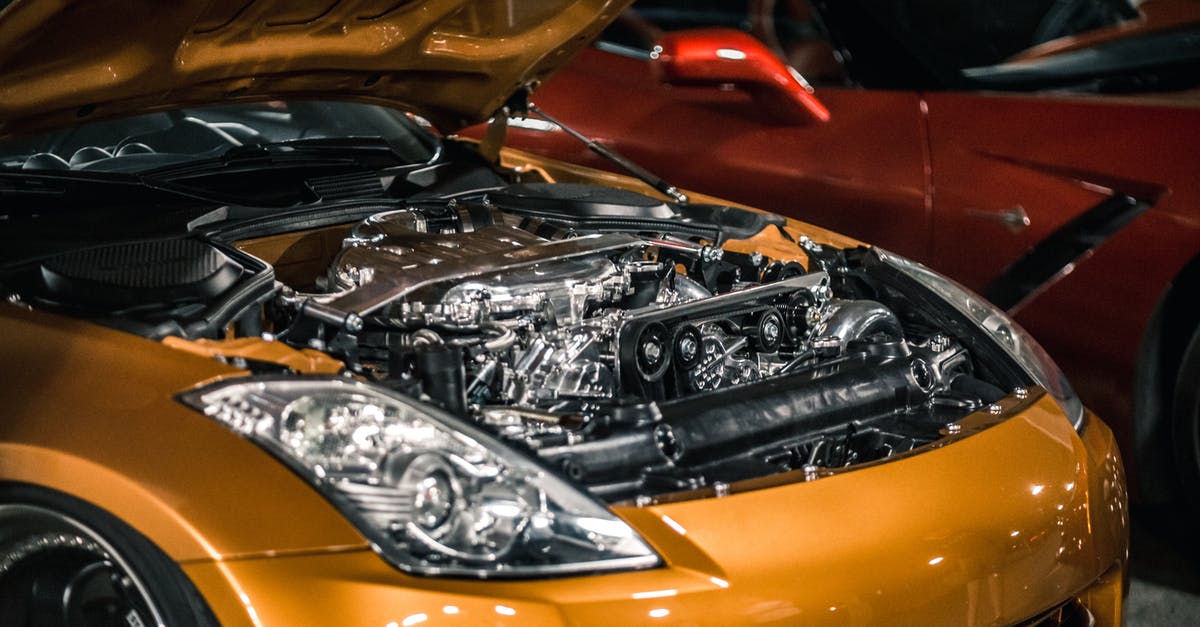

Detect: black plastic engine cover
[38,237,242,309]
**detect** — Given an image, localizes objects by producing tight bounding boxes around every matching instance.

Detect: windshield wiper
[0,169,252,211]
[2,136,437,213]
[522,104,690,205]
[142,135,430,180]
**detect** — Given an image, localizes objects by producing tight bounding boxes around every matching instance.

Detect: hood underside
[0,0,630,139]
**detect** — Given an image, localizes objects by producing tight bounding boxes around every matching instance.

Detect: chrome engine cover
[326,207,642,316]
[320,205,884,413]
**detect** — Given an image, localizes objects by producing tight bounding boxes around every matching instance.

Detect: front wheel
[0,484,216,627]
[1172,329,1200,516]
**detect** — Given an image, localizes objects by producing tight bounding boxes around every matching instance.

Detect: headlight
[179,377,660,578]
[877,250,1086,431]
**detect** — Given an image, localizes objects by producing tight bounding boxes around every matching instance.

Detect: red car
[485,0,1200,507]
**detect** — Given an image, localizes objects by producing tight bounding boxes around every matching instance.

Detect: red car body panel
[504,50,931,258]
[922,92,1200,476]
[483,46,1200,489]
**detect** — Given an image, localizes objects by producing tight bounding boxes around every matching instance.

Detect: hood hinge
[478,86,534,164]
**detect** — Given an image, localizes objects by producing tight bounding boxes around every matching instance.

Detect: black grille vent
[306,171,385,201]
[1016,598,1095,627]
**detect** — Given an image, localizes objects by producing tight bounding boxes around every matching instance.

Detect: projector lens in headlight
[180,377,660,578]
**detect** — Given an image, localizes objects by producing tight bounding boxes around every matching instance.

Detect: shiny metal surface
[817,299,904,344]
[328,231,641,315]
[429,255,625,328]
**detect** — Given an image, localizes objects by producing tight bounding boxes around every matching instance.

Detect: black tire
[1172,329,1200,516]
[0,483,217,627]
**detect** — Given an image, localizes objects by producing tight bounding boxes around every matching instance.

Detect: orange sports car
[0,1,1126,625]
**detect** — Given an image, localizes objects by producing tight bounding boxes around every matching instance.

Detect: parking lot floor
[1127,504,1200,626]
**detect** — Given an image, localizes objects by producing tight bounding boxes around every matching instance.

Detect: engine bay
[1,180,1027,503]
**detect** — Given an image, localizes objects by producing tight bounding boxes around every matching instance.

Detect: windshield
[0,100,437,174]
[861,0,1138,70]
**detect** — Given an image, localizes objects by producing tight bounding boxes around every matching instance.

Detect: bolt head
[678,336,698,361]
[763,320,780,343]
[641,340,663,364]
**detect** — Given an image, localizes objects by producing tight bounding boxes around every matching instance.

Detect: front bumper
[184,395,1128,626]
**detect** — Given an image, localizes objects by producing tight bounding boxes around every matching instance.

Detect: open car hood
[0,0,630,139]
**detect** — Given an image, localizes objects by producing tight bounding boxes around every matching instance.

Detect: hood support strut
[523,103,689,206]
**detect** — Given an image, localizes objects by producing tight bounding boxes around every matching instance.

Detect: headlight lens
[180,377,660,577]
[877,250,1086,430]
